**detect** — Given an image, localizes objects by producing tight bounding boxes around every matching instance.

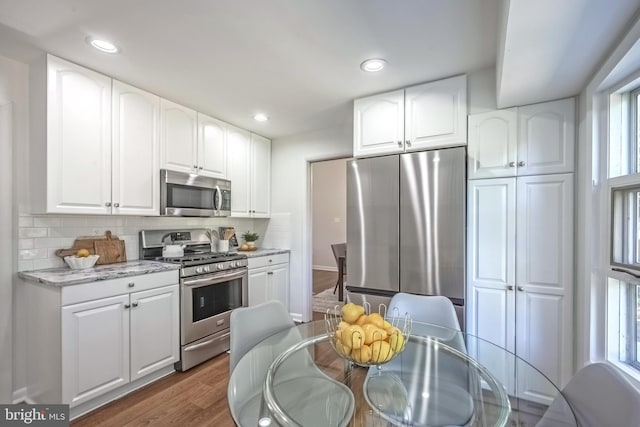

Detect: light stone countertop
[233,248,290,258]
[18,260,180,287]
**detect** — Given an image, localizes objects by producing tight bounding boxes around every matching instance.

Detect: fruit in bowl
[64,254,100,270]
[326,303,411,366]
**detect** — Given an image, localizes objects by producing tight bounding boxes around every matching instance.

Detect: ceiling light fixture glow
[253,113,269,122]
[360,58,386,72]
[87,37,119,53]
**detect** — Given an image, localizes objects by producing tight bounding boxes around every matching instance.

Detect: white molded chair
[388,292,461,331]
[229,300,294,371]
[381,293,473,426]
[536,362,640,427]
[227,300,355,426]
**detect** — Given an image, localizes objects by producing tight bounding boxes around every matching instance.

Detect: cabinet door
[517,98,575,176]
[130,285,179,381]
[269,263,289,308]
[112,80,160,216]
[160,99,197,174]
[466,179,517,392]
[353,90,404,157]
[197,113,227,179]
[62,294,130,406]
[467,109,518,179]
[250,134,271,218]
[405,75,467,150]
[248,267,269,306]
[515,173,573,404]
[46,55,112,214]
[227,126,252,217]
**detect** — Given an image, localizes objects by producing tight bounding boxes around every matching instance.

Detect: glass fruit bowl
[325,302,412,367]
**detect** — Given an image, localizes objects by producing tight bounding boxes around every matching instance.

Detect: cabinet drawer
[247,253,289,269]
[62,270,179,306]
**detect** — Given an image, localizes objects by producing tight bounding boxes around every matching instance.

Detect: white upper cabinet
[250,133,271,218]
[112,80,160,216]
[160,99,198,175]
[517,98,575,176]
[467,109,518,179]
[353,75,467,157]
[31,55,159,215]
[468,98,575,179]
[227,128,271,218]
[405,75,467,150]
[35,55,112,214]
[227,126,251,216]
[197,113,227,179]
[353,89,405,157]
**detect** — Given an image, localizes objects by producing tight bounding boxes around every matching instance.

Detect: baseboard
[12,387,32,404]
[312,265,337,272]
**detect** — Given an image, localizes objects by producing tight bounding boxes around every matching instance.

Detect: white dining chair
[381,293,474,426]
[227,300,355,426]
[229,300,294,371]
[536,362,640,427]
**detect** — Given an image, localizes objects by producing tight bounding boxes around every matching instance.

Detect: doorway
[310,157,350,317]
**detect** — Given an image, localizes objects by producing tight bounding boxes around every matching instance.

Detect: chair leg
[333,256,345,301]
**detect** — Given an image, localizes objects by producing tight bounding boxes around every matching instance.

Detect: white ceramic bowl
[64,255,100,269]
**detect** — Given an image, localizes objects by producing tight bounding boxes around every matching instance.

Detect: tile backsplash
[18,214,266,271]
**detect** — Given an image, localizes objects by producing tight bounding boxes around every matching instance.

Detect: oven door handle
[182,269,247,287]
[183,332,231,352]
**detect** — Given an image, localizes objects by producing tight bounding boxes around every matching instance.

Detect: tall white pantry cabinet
[466,98,575,405]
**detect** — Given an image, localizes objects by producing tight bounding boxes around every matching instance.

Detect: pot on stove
[162,243,185,258]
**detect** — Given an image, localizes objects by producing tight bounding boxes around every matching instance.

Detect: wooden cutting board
[56,230,126,265]
[93,231,127,265]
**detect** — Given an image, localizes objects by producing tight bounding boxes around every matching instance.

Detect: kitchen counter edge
[236,248,290,258]
[18,260,181,287]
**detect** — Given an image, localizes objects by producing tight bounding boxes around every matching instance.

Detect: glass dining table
[228,320,577,427]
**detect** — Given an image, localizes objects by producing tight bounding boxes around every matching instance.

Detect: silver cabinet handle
[199,166,203,170]
[128,282,135,288]
[132,302,139,307]
[397,141,402,146]
[113,203,120,208]
[507,285,514,290]
[124,303,130,309]
[105,202,112,207]
[518,161,525,167]
[508,162,516,167]
[267,271,274,275]
[518,286,525,291]
[405,140,411,147]
[194,165,198,169]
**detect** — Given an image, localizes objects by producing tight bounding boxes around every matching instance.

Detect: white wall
[311,158,348,270]
[0,54,28,404]
[267,67,498,322]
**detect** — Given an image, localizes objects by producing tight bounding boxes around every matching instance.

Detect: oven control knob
[203,266,210,272]
[217,264,224,270]
[196,267,203,274]
[230,261,236,268]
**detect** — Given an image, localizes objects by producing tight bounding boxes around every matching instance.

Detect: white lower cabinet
[24,270,179,417]
[247,253,289,308]
[467,174,573,405]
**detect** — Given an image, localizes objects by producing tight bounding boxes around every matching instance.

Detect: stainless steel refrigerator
[346,146,466,328]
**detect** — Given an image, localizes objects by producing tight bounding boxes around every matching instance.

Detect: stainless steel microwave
[160,169,231,217]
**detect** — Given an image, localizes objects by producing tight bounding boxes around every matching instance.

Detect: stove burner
[155,251,248,268]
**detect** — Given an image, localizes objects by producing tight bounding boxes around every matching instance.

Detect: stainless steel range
[140,228,248,371]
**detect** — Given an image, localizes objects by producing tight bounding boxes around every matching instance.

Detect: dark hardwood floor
[72,271,339,426]
[312,269,337,295]
[71,354,235,427]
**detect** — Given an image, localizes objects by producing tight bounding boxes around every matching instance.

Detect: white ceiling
[0,0,638,139]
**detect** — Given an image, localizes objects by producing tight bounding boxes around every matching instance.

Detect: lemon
[362,323,387,345]
[341,303,365,323]
[371,340,394,363]
[351,344,372,363]
[341,325,364,349]
[388,331,406,352]
[76,249,90,258]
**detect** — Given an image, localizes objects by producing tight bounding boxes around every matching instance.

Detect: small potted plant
[241,231,259,250]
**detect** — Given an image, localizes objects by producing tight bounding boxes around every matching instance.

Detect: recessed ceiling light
[360,58,386,72]
[253,113,269,122]
[87,37,119,53]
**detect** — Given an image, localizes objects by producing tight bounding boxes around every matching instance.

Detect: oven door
[180,268,247,345]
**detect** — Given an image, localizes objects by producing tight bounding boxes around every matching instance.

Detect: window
[608,89,640,372]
